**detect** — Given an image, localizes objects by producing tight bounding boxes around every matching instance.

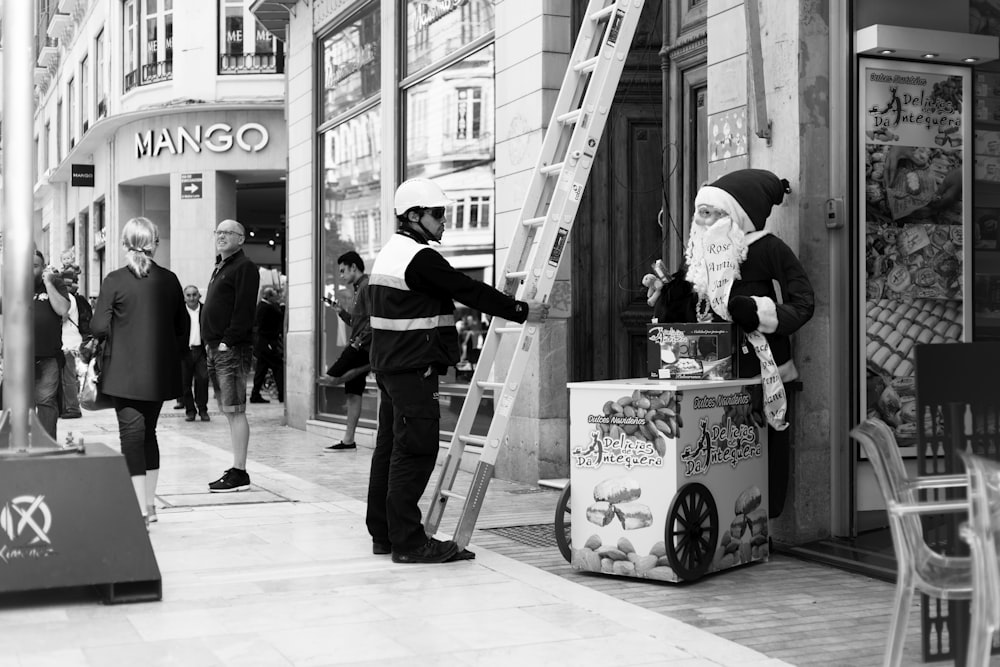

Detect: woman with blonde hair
[91,217,187,524]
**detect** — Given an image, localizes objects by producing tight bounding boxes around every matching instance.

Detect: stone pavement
[0,402,985,666]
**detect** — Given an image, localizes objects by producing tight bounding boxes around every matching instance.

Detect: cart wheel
[554,483,572,562]
[665,482,719,581]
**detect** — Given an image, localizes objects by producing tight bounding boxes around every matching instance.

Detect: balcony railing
[124,60,173,92]
[219,52,285,75]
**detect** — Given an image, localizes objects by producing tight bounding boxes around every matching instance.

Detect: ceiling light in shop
[856,24,998,65]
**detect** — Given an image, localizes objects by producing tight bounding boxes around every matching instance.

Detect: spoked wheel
[554,483,572,562]
[665,482,719,581]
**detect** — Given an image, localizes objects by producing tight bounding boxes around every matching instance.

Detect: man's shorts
[207,344,254,412]
[327,345,370,396]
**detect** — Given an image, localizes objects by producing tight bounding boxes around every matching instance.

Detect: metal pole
[3,0,38,450]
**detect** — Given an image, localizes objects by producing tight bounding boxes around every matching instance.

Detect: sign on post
[180,172,203,199]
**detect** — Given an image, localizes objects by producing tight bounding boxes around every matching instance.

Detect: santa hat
[695,169,790,233]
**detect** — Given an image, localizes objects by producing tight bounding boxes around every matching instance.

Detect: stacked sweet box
[864,297,962,378]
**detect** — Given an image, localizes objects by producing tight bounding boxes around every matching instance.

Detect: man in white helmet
[366,178,549,564]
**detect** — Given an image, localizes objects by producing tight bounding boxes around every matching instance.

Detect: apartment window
[80,55,90,134]
[219,0,284,74]
[124,0,173,91]
[42,122,50,173]
[56,99,63,162]
[455,87,482,140]
[95,30,107,119]
[67,77,76,148]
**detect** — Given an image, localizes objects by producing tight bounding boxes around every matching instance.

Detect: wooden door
[571,101,664,381]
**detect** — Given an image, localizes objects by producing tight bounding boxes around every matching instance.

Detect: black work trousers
[366,370,440,552]
[181,346,209,416]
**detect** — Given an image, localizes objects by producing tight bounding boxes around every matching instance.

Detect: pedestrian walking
[322,250,371,451]
[366,178,548,563]
[203,219,260,492]
[181,285,210,422]
[90,217,187,524]
[26,251,71,439]
[58,266,92,419]
[250,285,284,403]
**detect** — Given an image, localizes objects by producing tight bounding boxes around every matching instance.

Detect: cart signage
[568,379,771,583]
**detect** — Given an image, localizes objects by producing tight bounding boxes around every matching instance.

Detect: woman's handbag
[79,340,113,411]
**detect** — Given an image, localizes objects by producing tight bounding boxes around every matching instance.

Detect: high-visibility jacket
[369,232,459,373]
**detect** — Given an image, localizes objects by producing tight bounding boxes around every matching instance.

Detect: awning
[250,0,296,43]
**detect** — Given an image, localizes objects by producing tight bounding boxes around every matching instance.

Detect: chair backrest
[957,449,1000,627]
[851,418,927,567]
[916,343,1000,475]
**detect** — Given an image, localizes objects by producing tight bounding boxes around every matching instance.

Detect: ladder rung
[495,326,522,334]
[441,489,467,501]
[556,108,583,125]
[574,56,599,74]
[477,381,505,391]
[459,434,487,447]
[505,270,527,280]
[540,162,564,175]
[522,216,546,227]
[589,4,615,22]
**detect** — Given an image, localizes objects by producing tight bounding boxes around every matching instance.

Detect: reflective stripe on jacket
[368,233,460,373]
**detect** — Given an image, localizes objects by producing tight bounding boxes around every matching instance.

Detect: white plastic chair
[851,418,971,667]
[958,450,1000,667]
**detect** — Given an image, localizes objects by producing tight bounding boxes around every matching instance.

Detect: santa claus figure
[654,168,815,519]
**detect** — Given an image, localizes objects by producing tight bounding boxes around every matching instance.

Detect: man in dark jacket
[250,285,284,403]
[30,251,70,439]
[202,219,260,493]
[181,285,210,422]
[366,178,548,564]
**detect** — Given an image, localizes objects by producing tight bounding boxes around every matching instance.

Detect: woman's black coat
[90,263,187,401]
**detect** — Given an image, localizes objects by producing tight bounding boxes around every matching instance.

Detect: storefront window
[321,4,380,123]
[403,44,495,390]
[317,105,381,421]
[404,0,493,76]
[218,0,284,74]
[124,0,172,91]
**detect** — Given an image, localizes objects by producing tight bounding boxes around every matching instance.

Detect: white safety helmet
[393,178,452,216]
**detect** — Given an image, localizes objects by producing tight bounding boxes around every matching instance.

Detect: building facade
[256,0,1000,562]
[33,0,289,298]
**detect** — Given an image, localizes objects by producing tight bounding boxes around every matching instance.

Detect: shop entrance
[234,173,286,275]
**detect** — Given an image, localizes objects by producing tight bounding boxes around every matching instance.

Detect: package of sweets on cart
[647,322,736,380]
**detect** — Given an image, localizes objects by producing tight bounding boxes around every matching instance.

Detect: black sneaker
[324,442,357,451]
[208,468,251,493]
[249,395,269,404]
[199,412,211,422]
[373,542,391,555]
[391,537,459,564]
[185,413,196,422]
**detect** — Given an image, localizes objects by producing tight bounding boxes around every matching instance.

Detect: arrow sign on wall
[180,172,203,200]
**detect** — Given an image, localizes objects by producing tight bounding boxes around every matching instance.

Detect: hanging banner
[859,59,972,449]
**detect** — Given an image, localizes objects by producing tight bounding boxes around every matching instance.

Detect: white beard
[684,216,748,300]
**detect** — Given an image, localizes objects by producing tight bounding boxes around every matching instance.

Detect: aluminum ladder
[425,0,647,547]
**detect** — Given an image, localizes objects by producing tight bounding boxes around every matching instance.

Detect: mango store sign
[135,123,269,159]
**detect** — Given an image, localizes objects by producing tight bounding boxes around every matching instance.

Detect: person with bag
[90,217,188,524]
[58,267,92,419]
